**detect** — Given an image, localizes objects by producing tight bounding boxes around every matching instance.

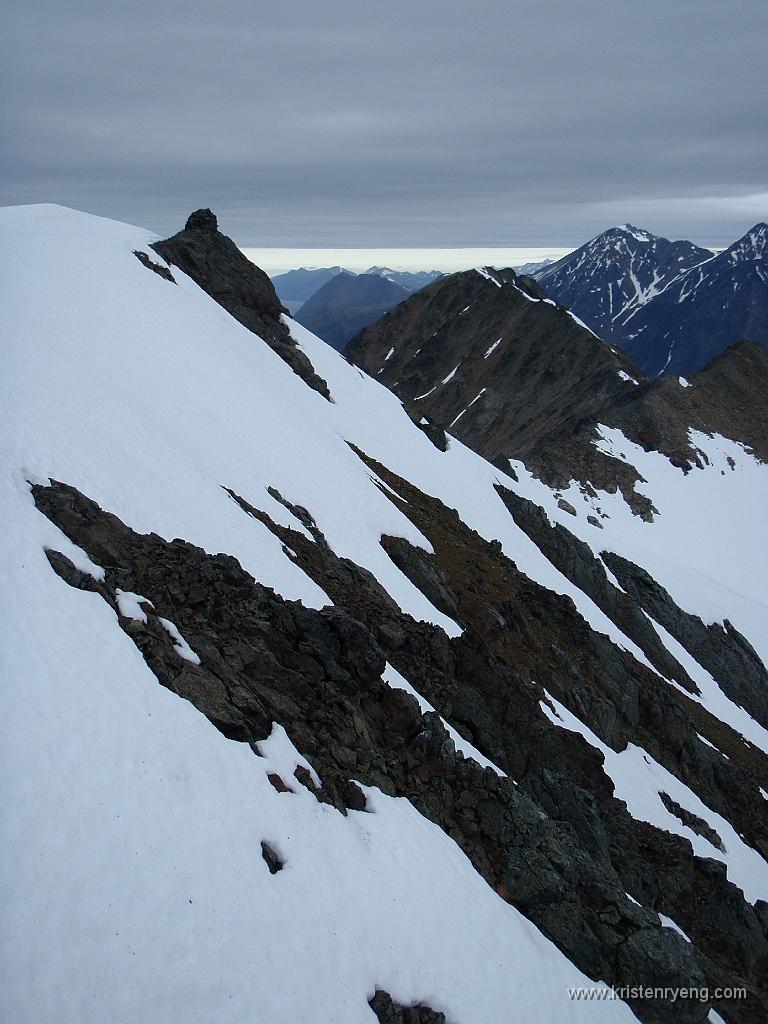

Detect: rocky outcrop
[495,485,697,692]
[380,535,460,620]
[152,210,331,399]
[369,991,446,1024]
[133,249,175,282]
[603,551,768,730]
[407,411,449,452]
[658,792,725,852]
[32,475,768,1022]
[260,840,284,874]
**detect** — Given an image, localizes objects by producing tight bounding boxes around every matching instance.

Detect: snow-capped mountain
[619,223,768,377]
[3,205,768,1024]
[534,225,712,344]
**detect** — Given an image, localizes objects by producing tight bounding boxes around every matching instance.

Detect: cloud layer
[3,0,766,246]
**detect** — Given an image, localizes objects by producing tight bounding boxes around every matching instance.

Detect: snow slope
[0,205,641,1023]
[506,427,768,672]
[1,204,766,1022]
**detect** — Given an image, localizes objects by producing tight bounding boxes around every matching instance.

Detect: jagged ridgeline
[531,223,768,376]
[2,204,767,1024]
[347,265,768,515]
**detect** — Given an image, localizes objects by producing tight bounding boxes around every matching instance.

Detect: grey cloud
[2,0,766,247]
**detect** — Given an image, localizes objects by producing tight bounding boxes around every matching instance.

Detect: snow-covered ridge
[2,204,766,1024]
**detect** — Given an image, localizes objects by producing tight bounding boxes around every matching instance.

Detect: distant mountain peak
[297,264,345,273]
[727,222,768,260]
[617,223,768,375]
[293,269,411,350]
[366,266,444,292]
[535,226,713,350]
[613,224,656,242]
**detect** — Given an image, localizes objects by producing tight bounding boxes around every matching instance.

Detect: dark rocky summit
[152,210,331,399]
[347,267,768,510]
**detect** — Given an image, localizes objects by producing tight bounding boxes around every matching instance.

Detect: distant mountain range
[366,266,443,291]
[269,266,345,313]
[293,271,412,351]
[270,265,443,342]
[514,257,556,275]
[535,223,767,375]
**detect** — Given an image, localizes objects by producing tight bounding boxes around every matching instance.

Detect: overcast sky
[2,0,766,249]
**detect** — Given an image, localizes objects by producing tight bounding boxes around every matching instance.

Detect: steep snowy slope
[2,205,768,1024]
[534,225,712,345]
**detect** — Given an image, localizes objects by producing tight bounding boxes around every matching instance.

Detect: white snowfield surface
[508,426,768,696]
[0,204,764,1022]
